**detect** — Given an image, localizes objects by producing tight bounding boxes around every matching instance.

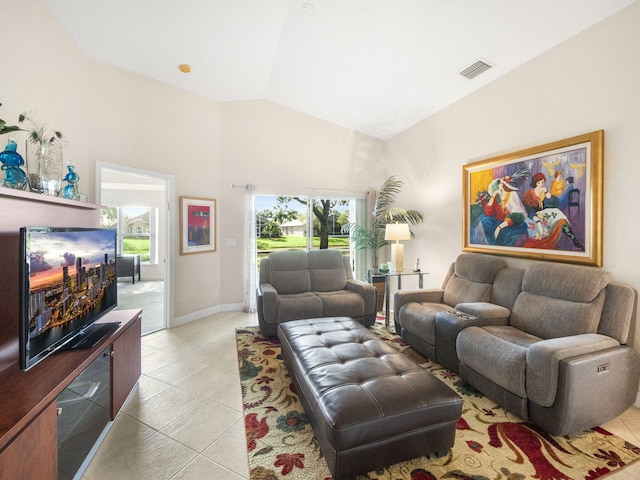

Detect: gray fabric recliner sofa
[257,249,377,336]
[395,253,640,435]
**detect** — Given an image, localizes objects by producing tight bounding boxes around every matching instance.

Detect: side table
[383,271,425,327]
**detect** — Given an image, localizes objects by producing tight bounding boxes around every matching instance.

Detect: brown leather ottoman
[277,317,462,479]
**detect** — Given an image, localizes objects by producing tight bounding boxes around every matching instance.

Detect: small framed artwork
[180,196,216,255]
[462,130,603,266]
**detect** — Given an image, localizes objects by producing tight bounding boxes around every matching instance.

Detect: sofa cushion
[454,253,507,283]
[520,262,612,303]
[442,254,506,306]
[599,282,636,344]
[490,267,525,311]
[276,293,323,323]
[511,290,607,339]
[267,251,312,294]
[315,290,364,318]
[457,326,541,398]
[308,250,349,292]
[398,302,450,345]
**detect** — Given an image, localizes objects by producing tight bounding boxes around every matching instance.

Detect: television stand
[0,309,142,479]
[64,322,121,350]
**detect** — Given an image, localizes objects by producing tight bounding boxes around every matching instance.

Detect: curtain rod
[229,184,368,198]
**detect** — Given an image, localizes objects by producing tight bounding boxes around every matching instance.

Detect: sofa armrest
[455,302,511,324]
[346,279,377,316]
[258,283,279,324]
[394,289,445,320]
[526,334,620,407]
[530,345,640,435]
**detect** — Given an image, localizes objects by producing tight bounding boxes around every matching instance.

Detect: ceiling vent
[459,59,493,80]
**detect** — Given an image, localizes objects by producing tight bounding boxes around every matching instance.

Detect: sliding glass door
[255,195,367,279]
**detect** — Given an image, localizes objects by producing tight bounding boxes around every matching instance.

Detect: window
[255,195,367,280]
[100,206,158,264]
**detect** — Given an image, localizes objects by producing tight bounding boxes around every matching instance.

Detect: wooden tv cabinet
[0,309,142,479]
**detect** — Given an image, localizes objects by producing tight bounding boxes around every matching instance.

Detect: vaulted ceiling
[43,0,636,140]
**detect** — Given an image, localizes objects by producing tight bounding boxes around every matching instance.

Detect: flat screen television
[19,227,118,370]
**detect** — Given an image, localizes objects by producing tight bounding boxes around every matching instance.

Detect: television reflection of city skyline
[28,254,117,336]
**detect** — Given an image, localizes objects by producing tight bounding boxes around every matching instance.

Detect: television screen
[19,227,118,370]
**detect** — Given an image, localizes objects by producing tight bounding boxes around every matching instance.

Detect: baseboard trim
[172,303,244,328]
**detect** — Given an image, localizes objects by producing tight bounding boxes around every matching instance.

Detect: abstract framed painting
[180,196,216,255]
[462,130,603,266]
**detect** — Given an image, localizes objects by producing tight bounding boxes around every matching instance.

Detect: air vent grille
[459,59,493,80]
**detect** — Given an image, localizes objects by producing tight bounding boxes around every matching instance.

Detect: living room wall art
[463,130,603,266]
[180,196,216,255]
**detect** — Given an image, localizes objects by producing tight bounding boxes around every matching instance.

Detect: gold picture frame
[180,196,216,255]
[462,131,603,266]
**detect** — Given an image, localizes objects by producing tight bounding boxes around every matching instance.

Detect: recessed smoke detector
[459,59,493,80]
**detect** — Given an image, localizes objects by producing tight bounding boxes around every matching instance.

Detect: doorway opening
[96,163,174,335]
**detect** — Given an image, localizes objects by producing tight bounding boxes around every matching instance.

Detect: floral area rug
[236,323,640,479]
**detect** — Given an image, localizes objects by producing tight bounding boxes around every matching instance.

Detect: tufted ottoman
[277,317,462,479]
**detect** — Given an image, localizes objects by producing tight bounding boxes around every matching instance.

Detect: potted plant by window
[349,175,424,276]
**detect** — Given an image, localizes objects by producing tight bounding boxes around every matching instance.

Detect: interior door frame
[95,161,175,330]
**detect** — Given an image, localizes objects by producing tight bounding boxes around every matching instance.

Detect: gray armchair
[257,249,377,336]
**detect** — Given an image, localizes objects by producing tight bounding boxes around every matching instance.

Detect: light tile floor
[81,311,640,479]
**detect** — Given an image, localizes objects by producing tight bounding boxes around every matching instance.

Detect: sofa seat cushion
[457,326,542,398]
[398,302,451,345]
[315,290,365,318]
[276,293,323,323]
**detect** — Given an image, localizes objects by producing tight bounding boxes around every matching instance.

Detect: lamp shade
[385,223,411,242]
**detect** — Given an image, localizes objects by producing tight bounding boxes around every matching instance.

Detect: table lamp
[385,223,410,273]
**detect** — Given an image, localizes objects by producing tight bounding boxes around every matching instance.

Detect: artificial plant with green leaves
[349,175,424,274]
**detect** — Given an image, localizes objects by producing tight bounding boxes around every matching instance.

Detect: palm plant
[349,176,424,273]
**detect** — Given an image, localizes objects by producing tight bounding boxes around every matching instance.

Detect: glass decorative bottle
[60,164,80,200]
[0,139,29,190]
[36,143,63,196]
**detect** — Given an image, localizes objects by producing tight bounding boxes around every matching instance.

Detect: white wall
[218,100,386,305]
[5,0,640,339]
[386,2,640,345]
[4,0,222,321]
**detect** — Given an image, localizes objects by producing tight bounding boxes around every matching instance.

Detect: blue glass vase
[0,140,28,190]
[61,164,80,200]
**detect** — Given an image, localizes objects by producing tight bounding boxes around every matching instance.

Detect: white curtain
[243,184,257,313]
